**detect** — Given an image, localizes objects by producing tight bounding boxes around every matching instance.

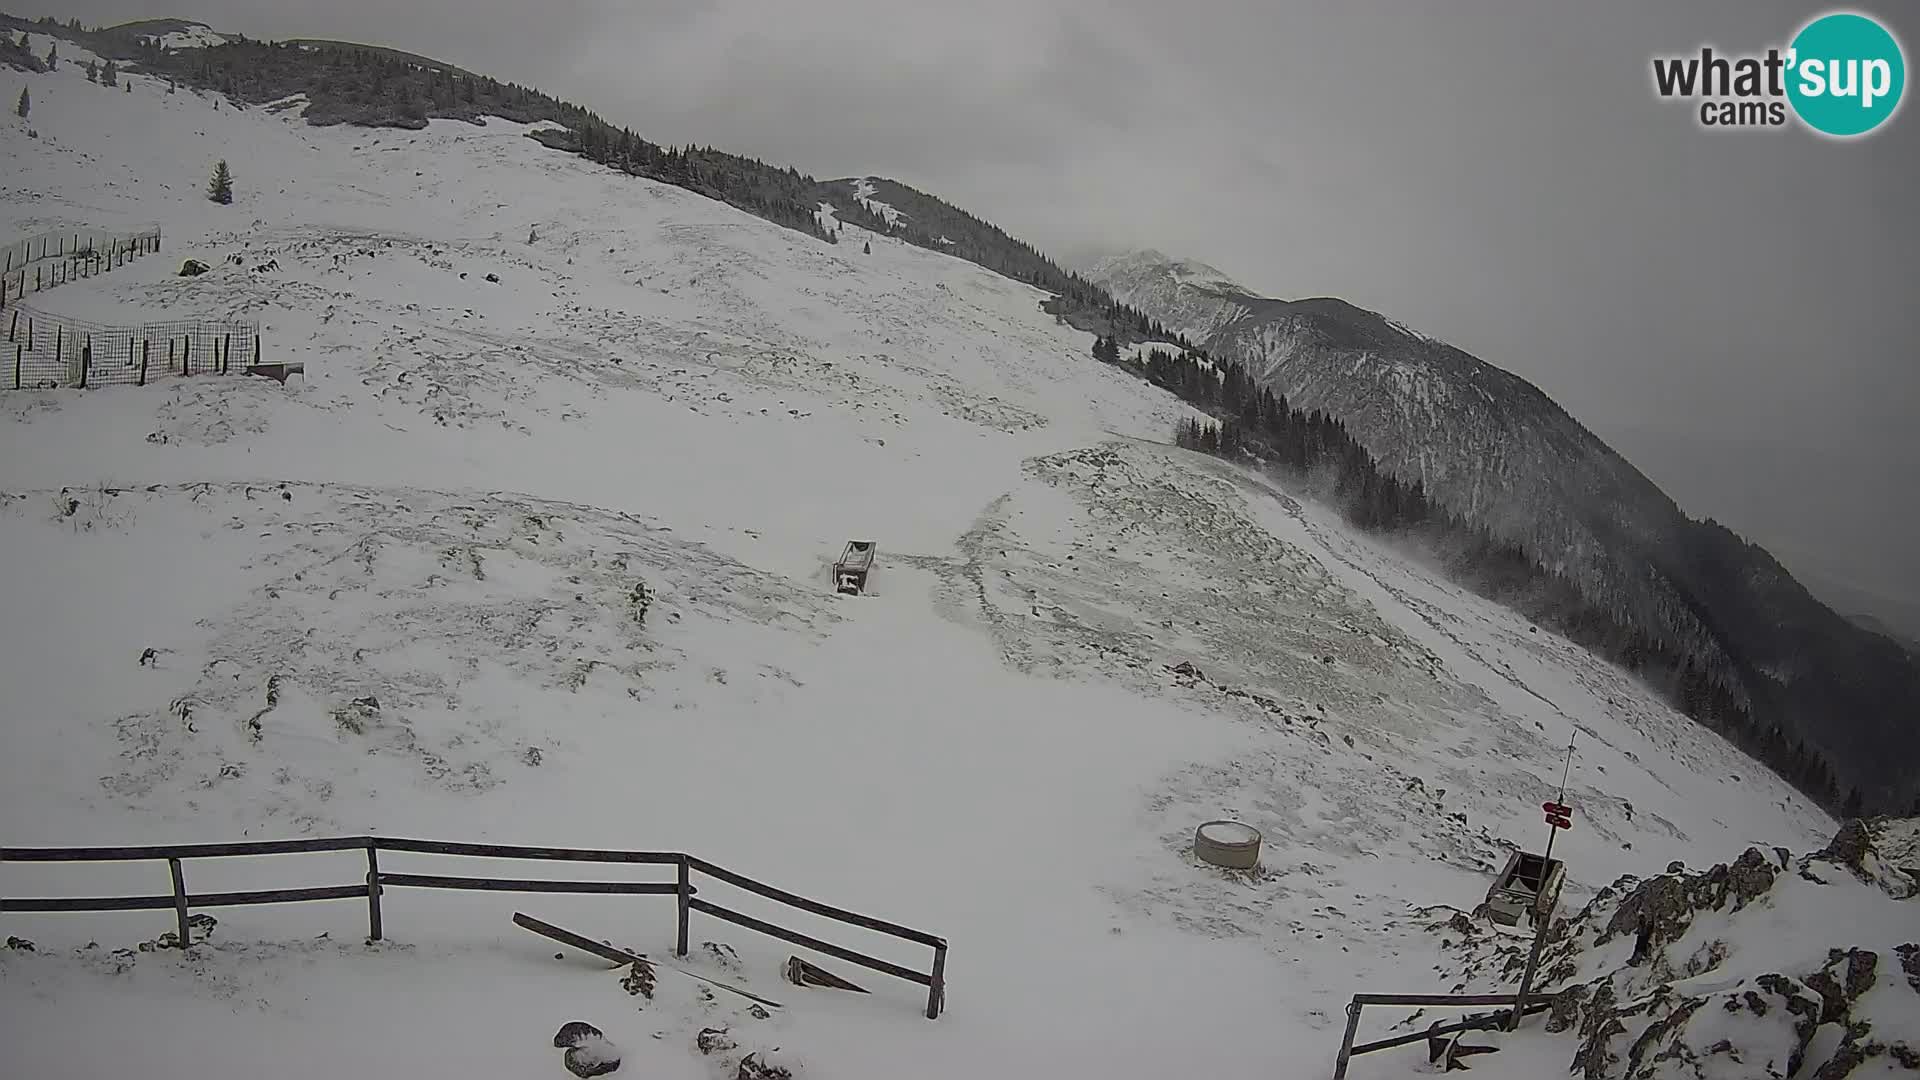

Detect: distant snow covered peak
[153,23,227,50]
[1090,248,1246,296]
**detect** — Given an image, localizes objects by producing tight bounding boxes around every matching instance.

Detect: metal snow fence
[0,227,162,309]
[5,306,260,391]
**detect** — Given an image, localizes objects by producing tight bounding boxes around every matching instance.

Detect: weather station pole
[1509,736,1575,1030]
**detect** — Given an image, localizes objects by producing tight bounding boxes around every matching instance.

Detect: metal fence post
[1332,998,1362,1079]
[366,843,383,941]
[168,858,191,948]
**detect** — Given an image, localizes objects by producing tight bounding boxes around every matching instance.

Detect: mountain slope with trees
[1089,254,1920,816]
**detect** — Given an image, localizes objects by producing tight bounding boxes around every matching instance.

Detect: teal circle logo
[1787,12,1905,137]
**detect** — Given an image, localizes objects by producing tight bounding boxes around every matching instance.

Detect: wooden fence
[6,306,262,390]
[0,227,163,310]
[1,835,948,1019]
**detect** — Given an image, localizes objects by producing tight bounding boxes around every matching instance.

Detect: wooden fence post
[1331,999,1363,1079]
[12,343,20,390]
[927,943,947,1019]
[365,843,384,941]
[223,333,232,374]
[79,343,90,388]
[139,339,148,387]
[168,858,191,948]
[253,335,261,368]
[676,856,691,958]
[53,323,61,365]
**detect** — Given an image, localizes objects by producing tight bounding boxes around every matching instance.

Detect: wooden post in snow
[139,339,149,386]
[365,843,383,941]
[168,858,191,948]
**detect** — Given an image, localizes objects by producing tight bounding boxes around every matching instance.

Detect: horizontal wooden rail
[374,838,682,864]
[1348,1000,1551,1057]
[3,884,370,914]
[2,836,368,862]
[377,873,683,896]
[688,897,932,986]
[686,855,945,948]
[3,893,182,913]
[1350,992,1528,1007]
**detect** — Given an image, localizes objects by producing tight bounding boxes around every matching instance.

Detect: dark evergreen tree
[15,86,27,120]
[208,160,234,204]
[863,240,871,254]
[85,59,98,83]
[101,59,118,87]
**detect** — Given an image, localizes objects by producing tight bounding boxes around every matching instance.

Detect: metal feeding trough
[834,541,876,595]
[1485,851,1566,930]
[1194,820,1262,870]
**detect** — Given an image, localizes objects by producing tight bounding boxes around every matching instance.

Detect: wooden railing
[1,836,947,1019]
[1331,992,1554,1077]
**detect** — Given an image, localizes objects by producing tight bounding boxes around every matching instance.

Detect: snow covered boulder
[178,259,210,277]
[563,1035,622,1078]
[553,1021,604,1049]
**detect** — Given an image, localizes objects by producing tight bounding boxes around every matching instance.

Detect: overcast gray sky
[22,0,1919,627]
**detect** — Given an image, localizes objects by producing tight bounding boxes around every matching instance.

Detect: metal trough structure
[834,541,876,595]
[1484,850,1565,930]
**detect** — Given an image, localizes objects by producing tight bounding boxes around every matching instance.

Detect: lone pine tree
[208,160,234,205]
[15,86,27,120]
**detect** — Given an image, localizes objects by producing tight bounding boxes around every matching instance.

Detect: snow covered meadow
[0,38,1877,1080]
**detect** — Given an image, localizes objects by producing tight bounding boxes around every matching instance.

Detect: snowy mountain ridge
[1086,249,1920,817]
[0,29,1883,1080]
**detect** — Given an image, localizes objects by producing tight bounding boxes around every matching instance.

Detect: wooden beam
[689,897,931,986]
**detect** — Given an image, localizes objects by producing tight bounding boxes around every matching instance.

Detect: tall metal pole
[1510,737,1575,1029]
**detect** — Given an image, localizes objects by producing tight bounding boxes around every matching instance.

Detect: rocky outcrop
[1439,818,1920,1079]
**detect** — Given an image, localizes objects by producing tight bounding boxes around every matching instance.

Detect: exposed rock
[701,941,743,971]
[1545,985,1589,1034]
[619,959,655,1001]
[1897,943,1920,994]
[1819,819,1874,874]
[696,1027,737,1056]
[178,259,210,276]
[553,1021,604,1049]
[736,1053,793,1080]
[5,936,34,952]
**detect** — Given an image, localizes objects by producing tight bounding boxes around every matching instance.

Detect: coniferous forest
[1116,337,1854,813]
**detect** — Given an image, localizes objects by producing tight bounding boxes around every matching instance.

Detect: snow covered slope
[1085,250,1920,818]
[0,46,1841,1080]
